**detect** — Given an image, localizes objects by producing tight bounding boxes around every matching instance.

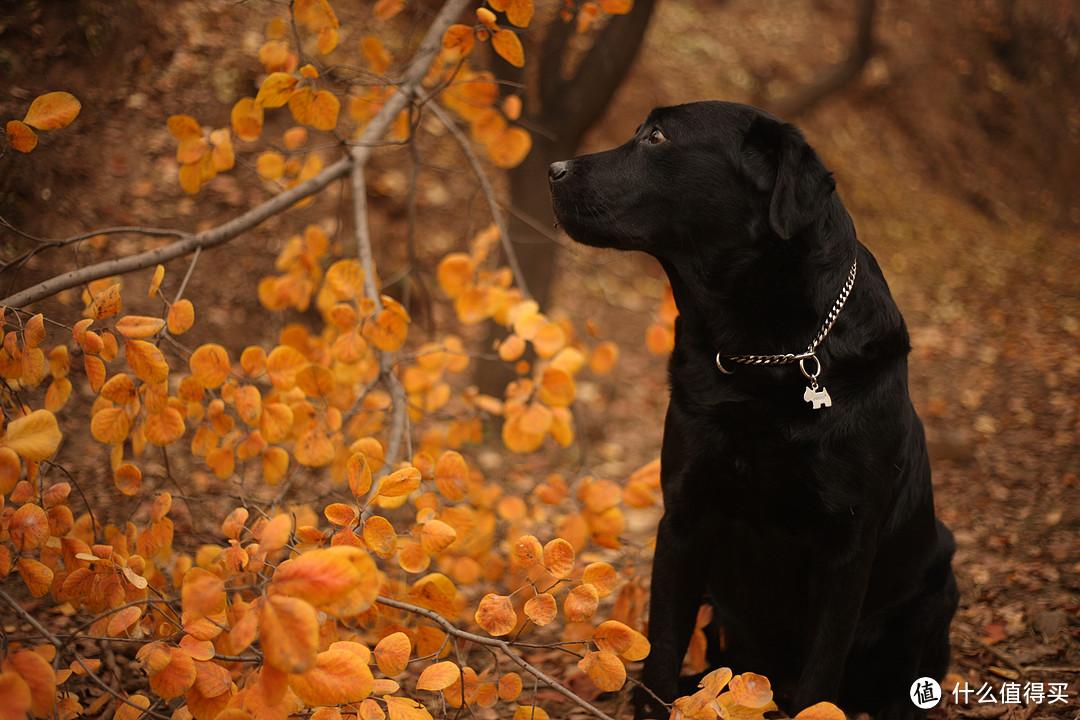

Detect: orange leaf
[384,695,434,720]
[296,363,335,397]
[577,650,625,692]
[542,537,575,579]
[531,320,566,358]
[91,406,131,445]
[491,29,524,68]
[23,313,45,347]
[189,343,230,389]
[125,339,169,384]
[260,595,319,673]
[475,593,516,636]
[272,546,376,610]
[729,672,775,708]
[23,91,81,130]
[2,409,62,461]
[498,673,523,702]
[137,643,196,700]
[6,120,38,152]
[523,592,557,627]
[266,344,307,389]
[436,253,475,300]
[294,428,334,467]
[231,97,264,141]
[795,702,848,720]
[86,283,122,320]
[365,308,408,352]
[256,72,299,108]
[599,0,633,13]
[377,466,421,498]
[374,632,411,676]
[257,150,286,180]
[432,450,468,501]
[0,448,20,494]
[593,620,634,654]
[513,535,543,569]
[114,463,142,496]
[167,114,201,140]
[168,299,195,334]
[419,519,456,554]
[17,557,53,597]
[564,582,599,622]
[144,407,186,446]
[362,515,397,556]
[289,86,314,125]
[289,647,375,706]
[263,446,290,485]
[373,0,405,20]
[107,605,143,637]
[441,25,475,58]
[416,660,460,692]
[115,316,166,342]
[259,512,293,555]
[512,705,549,720]
[317,26,339,54]
[583,561,618,597]
[9,503,48,552]
[309,90,340,131]
[347,452,373,497]
[7,649,57,717]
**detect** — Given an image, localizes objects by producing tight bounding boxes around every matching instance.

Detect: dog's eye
[646,128,667,145]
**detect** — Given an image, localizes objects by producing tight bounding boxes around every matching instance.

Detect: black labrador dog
[549,101,958,719]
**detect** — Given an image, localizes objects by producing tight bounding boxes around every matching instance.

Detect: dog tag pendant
[803,384,832,409]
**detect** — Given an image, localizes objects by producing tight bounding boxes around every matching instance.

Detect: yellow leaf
[729,672,774,708]
[583,561,618,597]
[6,119,38,152]
[503,0,533,27]
[231,97,264,141]
[309,90,341,131]
[436,253,474,299]
[433,450,468,501]
[365,307,408,351]
[2,409,62,461]
[475,593,516,636]
[189,343,231,389]
[125,339,169,384]
[531,320,566,358]
[512,705,549,720]
[260,594,319,673]
[257,150,286,180]
[115,315,166,339]
[0,447,20,494]
[23,91,81,130]
[263,446,290,485]
[384,695,434,720]
[564,583,599,622]
[167,114,202,140]
[476,7,498,31]
[294,428,334,467]
[289,647,375,706]
[523,592,556,627]
[84,355,106,392]
[266,344,307,389]
[289,85,315,125]
[362,515,397,557]
[346,452,374,497]
[419,519,456,554]
[260,402,294,443]
[577,650,625,692]
[374,632,411,676]
[23,313,45,347]
[295,363,335,397]
[259,512,294,554]
[513,535,543,569]
[100,373,138,405]
[256,72,299,108]
[416,661,460,692]
[167,299,195,334]
[373,0,405,20]
[176,135,208,164]
[593,620,634,654]
[491,29,524,68]
[377,466,421,498]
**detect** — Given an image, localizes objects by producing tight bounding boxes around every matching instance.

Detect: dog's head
[549,101,836,260]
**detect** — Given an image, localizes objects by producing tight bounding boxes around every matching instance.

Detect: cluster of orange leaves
[4,91,81,153]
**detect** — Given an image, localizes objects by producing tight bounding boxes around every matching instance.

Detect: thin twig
[426,101,531,299]
[376,595,617,720]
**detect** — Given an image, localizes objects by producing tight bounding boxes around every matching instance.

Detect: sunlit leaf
[259,512,293,555]
[795,702,847,720]
[542,537,575,579]
[24,91,81,130]
[289,647,375,706]
[436,253,474,299]
[261,595,319,673]
[384,695,434,720]
[84,355,106,392]
[347,452,373,497]
[9,503,49,551]
[17,557,53,597]
[144,407,186,446]
[190,343,231,389]
[578,650,626,692]
[377,466,421,498]
[523,592,557,627]
[564,582,600,622]
[231,97,264,141]
[593,620,634,654]
[475,593,516,636]
[272,545,377,612]
[317,26,339,54]
[441,24,474,58]
[296,363,335,397]
[107,605,143,637]
[266,344,307,389]
[87,283,122,320]
[491,29,524,68]
[294,428,335,467]
[7,648,56,717]
[256,72,299,108]
[263,445,290,485]
[365,308,408,352]
[0,448,20,495]
[374,632,411,677]
[309,90,340,131]
[6,120,37,152]
[362,515,397,557]
[511,705,549,720]
[419,519,456,555]
[125,339,169,384]
[416,661,460,692]
[729,672,775,708]
[513,535,543,569]
[433,450,468,501]
[583,561,618,597]
[167,114,202,140]
[115,315,165,339]
[137,643,196,700]
[114,463,142,496]
[498,673,523,702]
[168,299,195,335]
[2,409,62,460]
[23,313,45,347]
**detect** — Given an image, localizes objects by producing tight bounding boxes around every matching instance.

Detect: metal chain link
[716,257,858,374]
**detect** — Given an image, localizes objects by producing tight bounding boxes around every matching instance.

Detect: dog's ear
[741,117,836,240]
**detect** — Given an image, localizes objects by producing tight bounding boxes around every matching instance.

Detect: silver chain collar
[714,257,858,409]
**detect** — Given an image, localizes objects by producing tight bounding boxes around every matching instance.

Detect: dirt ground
[1,0,1078,718]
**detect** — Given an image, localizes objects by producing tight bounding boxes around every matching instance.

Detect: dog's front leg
[790,542,876,712]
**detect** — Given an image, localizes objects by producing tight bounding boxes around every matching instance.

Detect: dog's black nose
[548,160,569,183]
